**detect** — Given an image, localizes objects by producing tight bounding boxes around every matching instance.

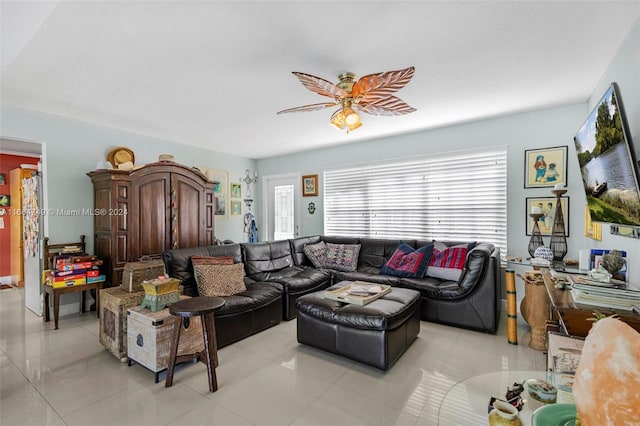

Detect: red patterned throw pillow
[380,242,433,278]
[426,242,476,282]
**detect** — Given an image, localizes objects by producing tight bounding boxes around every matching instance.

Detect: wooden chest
[121,257,166,293]
[100,287,145,362]
[127,298,204,382]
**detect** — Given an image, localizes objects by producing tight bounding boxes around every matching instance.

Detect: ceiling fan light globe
[346,120,362,133]
[344,108,360,126]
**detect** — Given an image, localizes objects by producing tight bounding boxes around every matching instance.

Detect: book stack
[547,333,584,404]
[568,275,640,312]
[45,254,106,288]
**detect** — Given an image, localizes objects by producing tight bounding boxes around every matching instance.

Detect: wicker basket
[121,256,166,293]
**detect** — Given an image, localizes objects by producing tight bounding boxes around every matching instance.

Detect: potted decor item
[488,400,522,426]
[601,249,626,276]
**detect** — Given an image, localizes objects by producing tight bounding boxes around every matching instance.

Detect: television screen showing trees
[574,83,640,226]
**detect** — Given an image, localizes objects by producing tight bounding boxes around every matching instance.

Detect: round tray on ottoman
[295,281,421,370]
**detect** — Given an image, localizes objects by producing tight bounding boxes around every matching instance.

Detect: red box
[52,273,86,282]
[53,269,87,277]
[87,270,100,278]
[56,261,93,271]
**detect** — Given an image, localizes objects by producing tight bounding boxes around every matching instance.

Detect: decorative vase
[601,250,626,276]
[534,246,554,261]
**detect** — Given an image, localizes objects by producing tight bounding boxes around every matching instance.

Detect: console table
[543,271,640,337]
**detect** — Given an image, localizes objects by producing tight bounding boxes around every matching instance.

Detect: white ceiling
[1,1,639,159]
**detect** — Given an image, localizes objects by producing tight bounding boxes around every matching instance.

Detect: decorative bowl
[526,379,557,403]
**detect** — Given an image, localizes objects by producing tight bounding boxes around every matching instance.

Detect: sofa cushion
[194,263,246,297]
[242,240,295,281]
[380,242,433,278]
[426,241,476,282]
[395,276,443,298]
[321,236,360,245]
[216,282,282,316]
[267,268,331,292]
[333,270,402,286]
[303,241,327,268]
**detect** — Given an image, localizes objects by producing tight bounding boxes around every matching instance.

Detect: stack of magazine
[568,275,640,311]
[547,333,584,404]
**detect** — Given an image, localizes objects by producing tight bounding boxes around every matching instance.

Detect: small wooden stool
[165,296,225,392]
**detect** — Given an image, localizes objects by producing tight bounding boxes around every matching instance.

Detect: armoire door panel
[134,175,170,258]
[117,202,128,231]
[94,188,112,231]
[172,175,203,249]
[116,234,128,264]
[95,232,113,284]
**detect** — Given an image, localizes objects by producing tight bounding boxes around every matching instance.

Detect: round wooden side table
[165,296,225,392]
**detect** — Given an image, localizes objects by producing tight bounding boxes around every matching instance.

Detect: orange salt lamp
[573,317,640,425]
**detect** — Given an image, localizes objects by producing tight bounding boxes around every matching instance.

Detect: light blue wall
[577,19,640,283]
[258,103,586,260]
[0,106,256,250]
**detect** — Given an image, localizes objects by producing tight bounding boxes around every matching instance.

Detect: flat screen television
[574,82,640,226]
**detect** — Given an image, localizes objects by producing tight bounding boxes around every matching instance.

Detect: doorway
[0,138,46,315]
[264,174,301,241]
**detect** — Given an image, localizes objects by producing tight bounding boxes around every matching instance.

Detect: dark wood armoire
[88,162,216,287]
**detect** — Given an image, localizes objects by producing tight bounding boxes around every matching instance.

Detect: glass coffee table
[438,370,548,425]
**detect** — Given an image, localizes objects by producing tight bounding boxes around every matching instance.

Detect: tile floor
[0,287,545,425]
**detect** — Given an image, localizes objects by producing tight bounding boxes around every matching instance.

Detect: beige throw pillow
[194,263,246,297]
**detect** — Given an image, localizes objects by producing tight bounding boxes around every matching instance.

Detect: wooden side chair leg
[201,313,218,392]
[165,317,183,388]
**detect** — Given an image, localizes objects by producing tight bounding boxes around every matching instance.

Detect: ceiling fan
[277,66,416,133]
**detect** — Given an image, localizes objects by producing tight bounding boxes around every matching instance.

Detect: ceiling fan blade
[352,66,415,101]
[356,96,416,116]
[277,102,338,114]
[292,72,348,99]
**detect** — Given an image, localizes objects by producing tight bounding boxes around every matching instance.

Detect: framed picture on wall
[302,174,318,197]
[524,146,568,188]
[526,196,570,236]
[230,183,241,199]
[210,169,228,219]
[0,194,9,207]
[231,200,242,216]
[0,174,5,185]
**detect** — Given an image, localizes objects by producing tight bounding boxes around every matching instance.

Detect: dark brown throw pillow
[191,255,234,266]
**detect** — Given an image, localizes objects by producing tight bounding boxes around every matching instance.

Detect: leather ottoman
[295,284,421,370]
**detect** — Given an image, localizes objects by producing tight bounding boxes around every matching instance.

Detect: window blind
[324,148,507,255]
